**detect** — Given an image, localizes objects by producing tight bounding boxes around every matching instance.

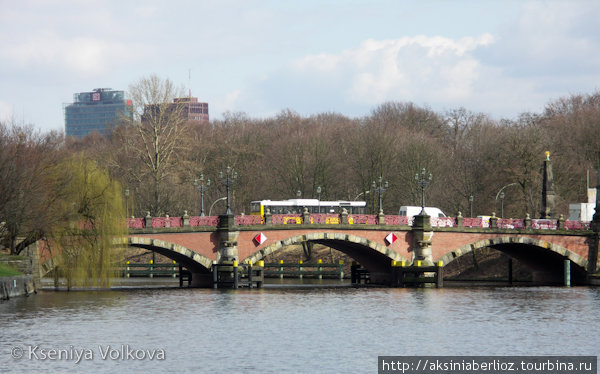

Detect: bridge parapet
[127,213,592,232]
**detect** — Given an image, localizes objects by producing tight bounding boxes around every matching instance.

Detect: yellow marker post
[279,259,284,279]
[257,260,264,267]
[317,259,323,279]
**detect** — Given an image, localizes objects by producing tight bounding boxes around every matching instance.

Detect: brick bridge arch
[243,232,410,283]
[437,236,588,283]
[128,237,213,273]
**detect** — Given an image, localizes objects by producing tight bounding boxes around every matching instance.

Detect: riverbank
[0,275,36,300]
[0,252,39,300]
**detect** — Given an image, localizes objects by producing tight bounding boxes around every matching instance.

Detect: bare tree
[116,75,191,216]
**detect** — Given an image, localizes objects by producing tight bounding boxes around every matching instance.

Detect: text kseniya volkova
[23,345,165,363]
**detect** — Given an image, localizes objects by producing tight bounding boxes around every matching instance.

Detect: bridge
[37,153,600,287]
[69,208,597,287]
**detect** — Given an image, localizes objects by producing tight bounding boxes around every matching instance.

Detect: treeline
[1,75,600,257]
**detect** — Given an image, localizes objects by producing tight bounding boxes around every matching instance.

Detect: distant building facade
[174,97,209,122]
[142,97,209,124]
[64,88,132,138]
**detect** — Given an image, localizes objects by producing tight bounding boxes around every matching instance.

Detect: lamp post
[209,197,227,216]
[469,195,474,218]
[316,186,322,213]
[415,168,432,214]
[354,190,370,201]
[193,174,210,216]
[219,166,237,215]
[371,176,389,213]
[124,188,129,218]
[495,182,517,219]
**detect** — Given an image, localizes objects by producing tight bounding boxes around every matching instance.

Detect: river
[1,283,599,373]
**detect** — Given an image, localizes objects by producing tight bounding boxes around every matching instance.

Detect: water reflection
[1,286,599,373]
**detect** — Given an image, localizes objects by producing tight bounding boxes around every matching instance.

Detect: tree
[115,75,191,216]
[0,122,65,255]
[45,155,126,289]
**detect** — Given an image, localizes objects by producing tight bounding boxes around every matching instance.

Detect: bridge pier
[216,214,239,263]
[411,214,434,266]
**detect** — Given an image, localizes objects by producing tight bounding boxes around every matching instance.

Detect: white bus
[250,199,367,215]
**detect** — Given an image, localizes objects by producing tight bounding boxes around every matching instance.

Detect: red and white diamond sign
[254,232,267,245]
[385,232,397,245]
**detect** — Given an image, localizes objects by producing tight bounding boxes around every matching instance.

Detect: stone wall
[0,275,35,300]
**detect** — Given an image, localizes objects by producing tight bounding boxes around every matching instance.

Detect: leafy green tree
[46,155,126,289]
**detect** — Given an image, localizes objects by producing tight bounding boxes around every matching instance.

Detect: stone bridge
[109,211,599,287]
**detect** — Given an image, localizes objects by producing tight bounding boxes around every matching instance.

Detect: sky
[1,0,599,133]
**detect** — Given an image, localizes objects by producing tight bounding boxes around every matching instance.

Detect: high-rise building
[143,97,209,124]
[64,88,132,138]
[174,97,209,122]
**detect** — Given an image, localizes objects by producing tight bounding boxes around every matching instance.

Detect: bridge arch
[127,237,213,273]
[243,232,409,283]
[438,236,588,284]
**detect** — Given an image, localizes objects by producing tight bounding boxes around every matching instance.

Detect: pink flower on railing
[462,217,483,228]
[235,215,264,226]
[309,214,340,224]
[272,214,302,224]
[151,217,167,228]
[128,217,145,229]
[168,216,183,227]
[349,214,377,225]
[496,218,525,229]
[384,215,409,225]
[564,220,591,230]
[432,217,456,227]
[531,219,558,230]
[189,216,220,226]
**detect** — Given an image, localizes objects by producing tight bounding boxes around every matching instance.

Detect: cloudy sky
[1,0,599,133]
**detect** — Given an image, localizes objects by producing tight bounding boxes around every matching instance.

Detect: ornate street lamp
[415,168,432,215]
[372,176,389,213]
[193,174,210,216]
[219,166,237,215]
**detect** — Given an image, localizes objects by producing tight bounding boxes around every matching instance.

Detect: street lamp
[469,195,474,218]
[495,182,518,218]
[193,174,210,216]
[124,188,129,218]
[371,176,389,213]
[209,197,227,216]
[316,186,322,213]
[354,190,370,201]
[219,166,237,215]
[415,168,432,214]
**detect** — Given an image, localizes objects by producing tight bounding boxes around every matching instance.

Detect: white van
[398,206,446,218]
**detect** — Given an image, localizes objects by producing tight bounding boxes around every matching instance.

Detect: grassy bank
[0,262,23,277]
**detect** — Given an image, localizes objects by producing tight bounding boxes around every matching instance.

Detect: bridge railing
[127,212,592,231]
[496,218,526,229]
